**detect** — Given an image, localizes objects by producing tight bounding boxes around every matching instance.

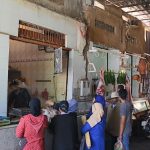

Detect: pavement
[130,137,150,150]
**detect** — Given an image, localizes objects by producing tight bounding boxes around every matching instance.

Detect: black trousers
[105,133,117,150]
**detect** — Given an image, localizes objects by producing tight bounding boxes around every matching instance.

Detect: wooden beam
[10,36,71,51]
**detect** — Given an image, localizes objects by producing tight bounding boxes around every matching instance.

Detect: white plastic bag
[114,140,124,150]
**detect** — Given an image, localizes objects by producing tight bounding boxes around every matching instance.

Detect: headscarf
[59,100,69,113]
[95,95,105,103]
[94,95,105,108]
[29,98,41,116]
[68,99,78,113]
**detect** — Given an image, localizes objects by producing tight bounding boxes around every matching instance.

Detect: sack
[80,136,85,150]
[114,140,124,150]
[18,138,27,150]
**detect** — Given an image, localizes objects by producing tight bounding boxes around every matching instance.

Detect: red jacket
[16,114,48,150]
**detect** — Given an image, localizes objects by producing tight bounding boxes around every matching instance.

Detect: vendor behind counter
[8,79,31,117]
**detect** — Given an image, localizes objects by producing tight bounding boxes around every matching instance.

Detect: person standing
[106,92,120,150]
[49,100,79,150]
[118,89,132,150]
[81,69,106,150]
[16,98,48,150]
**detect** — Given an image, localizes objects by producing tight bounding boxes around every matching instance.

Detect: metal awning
[105,0,150,26]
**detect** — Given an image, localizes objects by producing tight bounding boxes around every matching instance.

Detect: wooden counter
[0,115,83,150]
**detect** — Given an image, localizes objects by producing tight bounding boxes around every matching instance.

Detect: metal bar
[105,0,124,7]
[143,20,150,22]
[134,13,150,16]
[140,18,150,21]
[126,8,150,13]
[121,2,150,8]
[36,80,51,82]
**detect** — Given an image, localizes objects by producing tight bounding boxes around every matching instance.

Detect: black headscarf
[29,98,41,116]
[59,101,69,113]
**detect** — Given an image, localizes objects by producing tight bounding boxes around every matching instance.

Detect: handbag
[114,140,124,150]
[18,138,27,150]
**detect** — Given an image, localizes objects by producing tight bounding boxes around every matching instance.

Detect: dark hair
[118,89,127,100]
[29,98,41,116]
[117,85,124,91]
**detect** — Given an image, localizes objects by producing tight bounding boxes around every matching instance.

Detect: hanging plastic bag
[114,140,124,150]
[18,138,27,150]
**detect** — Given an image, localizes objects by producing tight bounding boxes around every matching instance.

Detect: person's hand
[99,68,104,81]
[117,135,123,141]
[125,76,131,91]
[125,82,130,91]
[81,115,87,124]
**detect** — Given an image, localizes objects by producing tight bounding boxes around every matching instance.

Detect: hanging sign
[54,47,62,74]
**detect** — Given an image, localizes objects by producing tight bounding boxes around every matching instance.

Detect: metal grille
[18,20,65,47]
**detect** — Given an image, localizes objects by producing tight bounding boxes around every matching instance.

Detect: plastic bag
[114,140,124,150]
[18,138,27,150]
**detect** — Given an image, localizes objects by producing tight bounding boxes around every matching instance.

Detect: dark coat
[50,112,78,150]
[8,88,31,108]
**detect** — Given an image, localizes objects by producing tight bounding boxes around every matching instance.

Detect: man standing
[118,89,132,150]
[106,92,120,150]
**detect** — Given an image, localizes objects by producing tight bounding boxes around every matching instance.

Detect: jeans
[122,134,130,150]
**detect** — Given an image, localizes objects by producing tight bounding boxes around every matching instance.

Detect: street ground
[131,137,150,150]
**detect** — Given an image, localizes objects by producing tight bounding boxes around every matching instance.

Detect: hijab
[94,94,105,108]
[29,98,41,116]
[68,99,78,113]
[59,100,69,113]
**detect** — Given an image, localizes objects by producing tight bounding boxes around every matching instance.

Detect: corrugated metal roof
[105,0,150,26]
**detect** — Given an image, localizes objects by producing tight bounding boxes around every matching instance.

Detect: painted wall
[0,34,9,116]
[0,0,85,51]
[27,0,83,20]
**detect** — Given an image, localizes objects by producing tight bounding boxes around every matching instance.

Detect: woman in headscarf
[16,98,48,150]
[81,69,106,150]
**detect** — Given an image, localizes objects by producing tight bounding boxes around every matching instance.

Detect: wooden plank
[10,36,71,51]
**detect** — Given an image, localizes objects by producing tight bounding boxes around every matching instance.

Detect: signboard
[54,47,62,73]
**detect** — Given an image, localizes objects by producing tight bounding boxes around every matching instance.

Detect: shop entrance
[8,21,70,113]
